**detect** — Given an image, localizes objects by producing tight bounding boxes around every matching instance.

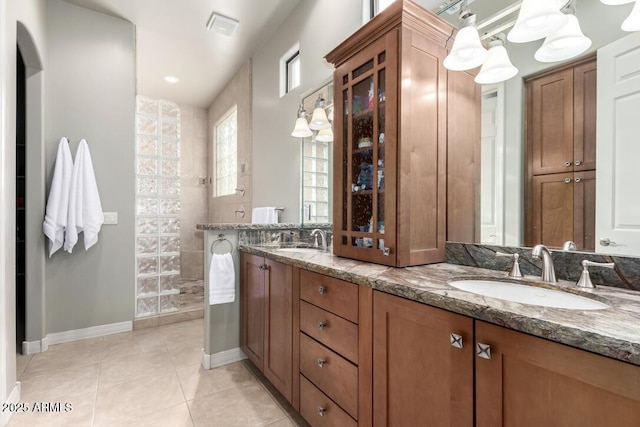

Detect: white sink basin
[275,247,322,253]
[448,280,609,310]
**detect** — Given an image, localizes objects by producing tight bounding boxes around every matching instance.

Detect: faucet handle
[496,252,523,278]
[576,260,615,288]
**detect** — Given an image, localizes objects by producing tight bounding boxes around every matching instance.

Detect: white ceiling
[62,0,301,108]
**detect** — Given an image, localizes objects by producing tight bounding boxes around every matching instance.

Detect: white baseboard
[2,382,21,426]
[22,321,132,355]
[201,347,247,370]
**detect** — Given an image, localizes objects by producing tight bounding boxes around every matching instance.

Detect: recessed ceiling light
[163,75,180,84]
[206,12,239,36]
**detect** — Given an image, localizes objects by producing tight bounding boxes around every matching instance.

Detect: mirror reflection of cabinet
[525,56,597,250]
[326,1,478,267]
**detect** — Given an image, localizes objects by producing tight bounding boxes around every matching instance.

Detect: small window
[214,106,237,197]
[286,51,300,93]
[280,43,300,97]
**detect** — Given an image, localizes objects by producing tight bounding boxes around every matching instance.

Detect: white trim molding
[22,321,132,355]
[1,382,21,426]
[201,347,247,370]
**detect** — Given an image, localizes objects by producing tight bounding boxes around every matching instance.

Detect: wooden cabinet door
[528,68,574,176]
[573,170,596,251]
[263,258,293,402]
[240,253,265,370]
[528,173,574,248]
[573,59,597,172]
[476,321,640,427]
[372,291,473,427]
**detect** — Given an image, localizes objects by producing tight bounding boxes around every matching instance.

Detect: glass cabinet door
[339,44,391,259]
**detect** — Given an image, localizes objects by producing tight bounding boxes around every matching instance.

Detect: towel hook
[210,234,234,254]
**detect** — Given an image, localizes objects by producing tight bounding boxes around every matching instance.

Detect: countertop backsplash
[446,242,640,292]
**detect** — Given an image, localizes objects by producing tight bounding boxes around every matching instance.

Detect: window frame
[285,51,300,94]
[213,105,238,198]
[280,43,300,97]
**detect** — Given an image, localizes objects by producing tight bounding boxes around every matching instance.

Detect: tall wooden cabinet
[525,55,596,250]
[325,0,478,267]
[240,253,293,402]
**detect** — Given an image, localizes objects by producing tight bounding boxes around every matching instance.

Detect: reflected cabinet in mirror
[445,0,640,257]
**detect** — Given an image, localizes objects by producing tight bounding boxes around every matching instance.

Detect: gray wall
[43,0,135,334]
[252,0,362,223]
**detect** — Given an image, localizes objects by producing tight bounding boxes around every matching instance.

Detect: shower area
[134,96,208,322]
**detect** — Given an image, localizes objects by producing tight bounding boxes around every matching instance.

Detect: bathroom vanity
[239,244,640,427]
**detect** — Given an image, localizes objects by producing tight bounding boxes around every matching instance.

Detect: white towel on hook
[251,207,278,224]
[208,253,235,305]
[43,137,73,257]
[64,139,104,253]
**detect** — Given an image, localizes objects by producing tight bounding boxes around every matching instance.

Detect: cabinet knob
[318,407,326,417]
[318,286,326,295]
[564,178,572,184]
[317,358,326,368]
[382,247,390,256]
[318,321,328,330]
[476,343,492,359]
[257,265,264,271]
[575,177,582,183]
[575,160,582,166]
[564,161,572,167]
[450,333,463,349]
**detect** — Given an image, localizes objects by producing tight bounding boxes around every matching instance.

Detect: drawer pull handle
[450,333,463,349]
[564,161,571,167]
[318,321,328,330]
[318,407,326,417]
[318,286,326,295]
[317,358,326,368]
[476,343,492,360]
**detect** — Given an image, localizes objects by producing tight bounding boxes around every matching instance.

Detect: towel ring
[211,234,234,254]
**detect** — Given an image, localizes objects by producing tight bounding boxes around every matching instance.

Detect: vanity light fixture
[535,13,591,62]
[309,95,331,130]
[507,0,568,43]
[316,128,334,142]
[622,0,640,31]
[474,36,518,84]
[291,104,313,138]
[443,6,488,71]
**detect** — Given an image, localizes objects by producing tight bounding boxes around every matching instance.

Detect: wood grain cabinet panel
[240,253,293,402]
[300,375,357,427]
[372,291,474,427]
[325,0,477,266]
[526,55,597,250]
[476,321,640,427]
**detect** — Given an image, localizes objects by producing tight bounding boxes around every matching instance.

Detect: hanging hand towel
[64,139,104,253]
[251,207,278,224]
[208,253,235,305]
[43,137,73,257]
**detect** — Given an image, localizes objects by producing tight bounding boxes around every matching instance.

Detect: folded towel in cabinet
[64,139,104,253]
[43,137,73,257]
[209,253,235,305]
[251,207,278,224]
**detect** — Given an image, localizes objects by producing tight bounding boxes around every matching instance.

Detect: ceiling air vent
[206,12,239,36]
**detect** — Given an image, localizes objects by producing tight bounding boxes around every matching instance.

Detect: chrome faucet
[311,229,328,251]
[531,244,557,283]
[562,240,577,251]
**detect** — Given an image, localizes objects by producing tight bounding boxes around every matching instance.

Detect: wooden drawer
[300,270,359,323]
[300,375,357,427]
[300,300,358,364]
[300,333,358,419]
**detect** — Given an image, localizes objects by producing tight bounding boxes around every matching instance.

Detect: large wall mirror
[439,0,640,257]
[299,78,334,225]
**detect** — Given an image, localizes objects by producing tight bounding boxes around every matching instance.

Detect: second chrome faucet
[531,244,557,283]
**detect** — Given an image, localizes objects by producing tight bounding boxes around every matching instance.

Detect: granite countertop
[196,223,332,230]
[240,245,640,366]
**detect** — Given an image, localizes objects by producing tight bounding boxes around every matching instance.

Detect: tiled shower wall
[179,104,208,280]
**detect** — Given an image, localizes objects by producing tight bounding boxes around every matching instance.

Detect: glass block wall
[135,96,181,317]
[303,139,330,223]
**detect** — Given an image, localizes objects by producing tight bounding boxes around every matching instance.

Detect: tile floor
[9,318,309,427]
